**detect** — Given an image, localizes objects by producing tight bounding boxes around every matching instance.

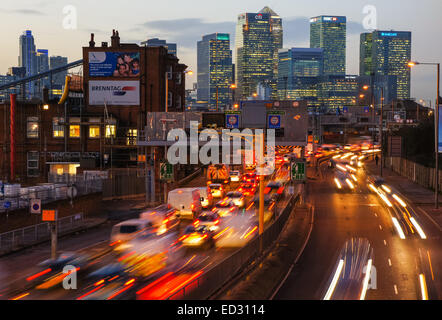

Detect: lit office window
[27,117,39,138]
[105,125,116,138]
[53,117,65,138]
[89,126,100,138]
[126,129,137,146]
[70,125,80,138]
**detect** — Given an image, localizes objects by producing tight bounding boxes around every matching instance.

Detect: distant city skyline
[0,0,441,103]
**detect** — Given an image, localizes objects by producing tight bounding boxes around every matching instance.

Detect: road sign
[42,210,57,222]
[226,114,240,129]
[3,201,11,209]
[160,161,174,182]
[30,198,41,214]
[268,114,281,129]
[291,162,306,181]
[67,186,78,199]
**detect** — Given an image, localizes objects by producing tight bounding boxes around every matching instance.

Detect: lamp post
[409,61,440,209]
[230,84,237,110]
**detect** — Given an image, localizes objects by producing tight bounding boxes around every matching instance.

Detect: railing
[163,188,300,300]
[0,213,84,254]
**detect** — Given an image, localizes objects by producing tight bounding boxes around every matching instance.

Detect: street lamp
[230,84,237,110]
[409,61,440,208]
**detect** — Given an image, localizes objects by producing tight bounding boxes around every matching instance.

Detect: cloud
[9,9,45,15]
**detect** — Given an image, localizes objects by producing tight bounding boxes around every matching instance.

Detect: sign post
[160,161,174,182]
[43,210,58,260]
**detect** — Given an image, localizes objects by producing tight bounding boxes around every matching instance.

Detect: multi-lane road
[274,154,440,300]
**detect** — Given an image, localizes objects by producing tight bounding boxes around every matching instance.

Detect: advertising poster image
[89,52,140,77]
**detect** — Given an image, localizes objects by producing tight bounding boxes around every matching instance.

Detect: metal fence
[385,157,441,192]
[0,213,84,254]
[164,189,300,300]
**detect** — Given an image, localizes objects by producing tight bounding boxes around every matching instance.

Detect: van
[110,219,155,247]
[197,187,213,209]
[139,204,179,235]
[168,188,203,220]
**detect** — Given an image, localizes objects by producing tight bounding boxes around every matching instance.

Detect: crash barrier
[164,191,300,300]
[0,213,84,255]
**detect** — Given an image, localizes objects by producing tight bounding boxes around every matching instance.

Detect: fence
[163,187,300,300]
[0,178,103,214]
[385,157,441,192]
[0,213,84,254]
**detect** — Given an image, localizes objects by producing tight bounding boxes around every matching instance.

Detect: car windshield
[242,184,253,189]
[210,185,221,190]
[199,215,216,222]
[119,225,138,234]
[185,226,207,234]
[227,192,242,198]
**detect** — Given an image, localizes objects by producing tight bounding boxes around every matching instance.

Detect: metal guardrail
[0,213,84,254]
[164,190,300,300]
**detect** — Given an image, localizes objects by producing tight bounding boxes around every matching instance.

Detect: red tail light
[193,220,200,227]
[214,219,220,225]
[264,187,271,194]
[277,187,285,194]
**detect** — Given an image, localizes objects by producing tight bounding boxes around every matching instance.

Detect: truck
[207,164,230,184]
[167,188,203,220]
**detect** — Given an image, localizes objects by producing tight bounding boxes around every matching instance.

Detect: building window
[126,129,137,146]
[27,117,39,138]
[168,92,173,108]
[167,66,173,79]
[27,151,39,177]
[70,125,80,138]
[105,125,116,138]
[53,117,65,138]
[176,73,182,85]
[89,126,100,138]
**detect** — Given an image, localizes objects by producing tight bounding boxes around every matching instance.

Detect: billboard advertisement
[89,81,140,106]
[88,52,140,77]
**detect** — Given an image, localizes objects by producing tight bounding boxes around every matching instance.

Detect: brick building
[0,30,188,184]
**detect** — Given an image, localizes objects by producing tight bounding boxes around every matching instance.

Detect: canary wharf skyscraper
[235,7,282,99]
[360,30,411,99]
[310,16,346,75]
[197,33,233,111]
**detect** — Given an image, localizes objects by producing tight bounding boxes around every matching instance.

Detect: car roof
[115,219,149,227]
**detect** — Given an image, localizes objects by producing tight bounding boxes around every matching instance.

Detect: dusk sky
[1,0,441,103]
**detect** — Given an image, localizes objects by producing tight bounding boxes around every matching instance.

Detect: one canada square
[235,7,282,99]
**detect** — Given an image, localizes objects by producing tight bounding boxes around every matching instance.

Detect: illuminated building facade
[235,10,276,99]
[318,75,358,112]
[277,48,324,109]
[310,16,346,75]
[360,30,411,99]
[197,33,233,111]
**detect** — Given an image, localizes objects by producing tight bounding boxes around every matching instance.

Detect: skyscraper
[318,75,358,112]
[197,33,233,111]
[50,56,68,97]
[310,16,346,75]
[18,30,37,98]
[360,30,411,99]
[259,6,283,96]
[277,48,324,108]
[235,8,281,99]
[141,38,177,56]
[36,49,50,97]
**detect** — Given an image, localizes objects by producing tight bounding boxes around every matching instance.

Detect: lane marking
[379,225,383,230]
[388,259,392,267]
[394,285,398,295]
[374,213,378,217]
[383,240,387,246]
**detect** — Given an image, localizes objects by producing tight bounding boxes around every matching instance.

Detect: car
[225,191,246,208]
[139,204,179,235]
[265,182,285,200]
[212,200,240,217]
[252,195,277,223]
[209,183,225,199]
[179,225,215,249]
[229,170,241,183]
[242,173,257,183]
[334,172,356,192]
[110,220,155,249]
[197,187,214,209]
[194,212,221,232]
[238,183,256,197]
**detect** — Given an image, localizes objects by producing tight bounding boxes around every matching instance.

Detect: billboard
[89,52,140,77]
[89,81,140,106]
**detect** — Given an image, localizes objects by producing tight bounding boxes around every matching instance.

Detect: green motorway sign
[160,161,174,182]
[291,162,306,181]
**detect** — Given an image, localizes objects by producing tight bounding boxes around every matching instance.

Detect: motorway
[0,166,292,300]
[274,153,441,300]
